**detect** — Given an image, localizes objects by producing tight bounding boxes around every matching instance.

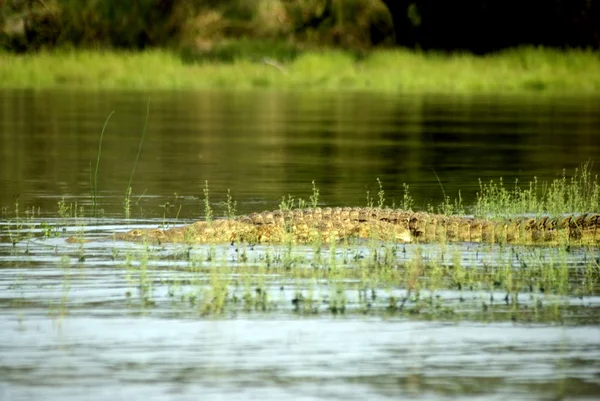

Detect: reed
[124,99,151,219]
[91,111,114,216]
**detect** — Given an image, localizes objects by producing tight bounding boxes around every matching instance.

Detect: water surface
[2,90,599,217]
[1,90,600,400]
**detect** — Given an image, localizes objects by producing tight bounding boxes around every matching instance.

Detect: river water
[1,90,600,400]
[1,90,600,217]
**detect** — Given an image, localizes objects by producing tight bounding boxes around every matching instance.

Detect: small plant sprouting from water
[365,178,386,208]
[437,190,464,216]
[203,180,213,223]
[545,161,600,215]
[476,176,541,217]
[376,178,386,208]
[279,194,305,211]
[48,255,72,327]
[6,196,32,245]
[200,267,230,315]
[218,189,237,218]
[277,182,323,212]
[400,183,414,211]
[123,248,155,307]
[366,189,373,208]
[226,189,237,218]
[91,110,115,216]
[309,180,320,208]
[14,196,19,220]
[124,98,151,219]
[123,187,133,219]
[57,197,71,219]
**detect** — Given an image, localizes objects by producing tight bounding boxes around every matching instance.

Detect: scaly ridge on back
[108,207,600,245]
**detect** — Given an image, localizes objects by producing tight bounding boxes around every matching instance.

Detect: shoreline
[1,47,599,94]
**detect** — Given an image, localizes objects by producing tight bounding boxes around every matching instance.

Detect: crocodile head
[114,228,167,243]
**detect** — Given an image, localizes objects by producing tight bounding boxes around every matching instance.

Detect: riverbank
[1,47,599,94]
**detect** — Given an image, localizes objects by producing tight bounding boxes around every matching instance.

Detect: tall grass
[124,99,151,219]
[91,110,114,216]
[1,47,599,94]
[475,162,600,217]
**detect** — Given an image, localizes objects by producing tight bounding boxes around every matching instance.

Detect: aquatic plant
[124,99,151,219]
[475,161,599,217]
[90,111,114,216]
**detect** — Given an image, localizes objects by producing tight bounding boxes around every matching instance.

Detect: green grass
[475,161,600,217]
[1,46,599,94]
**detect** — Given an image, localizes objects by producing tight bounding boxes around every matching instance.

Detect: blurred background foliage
[1,0,598,57]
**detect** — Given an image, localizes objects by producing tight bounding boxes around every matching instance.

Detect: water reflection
[2,89,600,400]
[1,90,599,218]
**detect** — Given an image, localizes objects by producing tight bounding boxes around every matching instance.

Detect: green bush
[1,0,394,52]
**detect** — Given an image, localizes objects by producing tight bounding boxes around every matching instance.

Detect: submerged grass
[86,236,599,322]
[1,47,599,94]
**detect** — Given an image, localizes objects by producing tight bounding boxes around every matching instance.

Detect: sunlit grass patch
[475,162,600,217]
[1,46,599,93]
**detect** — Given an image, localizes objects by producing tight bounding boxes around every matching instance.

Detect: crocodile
[98,207,600,246]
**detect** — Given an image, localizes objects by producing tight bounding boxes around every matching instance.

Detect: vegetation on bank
[1,46,599,94]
